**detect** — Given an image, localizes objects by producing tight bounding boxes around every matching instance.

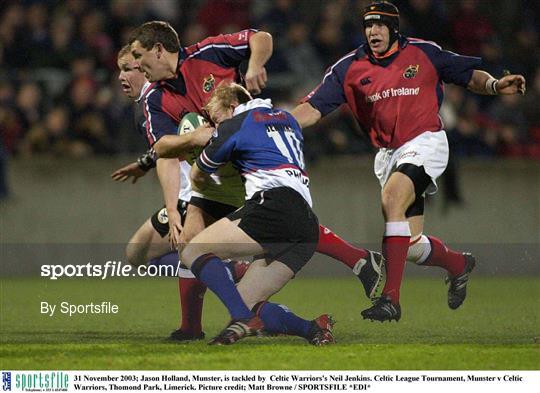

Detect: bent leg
[126,219,170,266]
[236,259,293,310]
[181,218,263,321]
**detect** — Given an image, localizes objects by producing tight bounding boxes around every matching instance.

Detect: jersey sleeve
[142,89,178,146]
[411,40,482,87]
[187,29,258,69]
[196,120,239,174]
[302,53,354,117]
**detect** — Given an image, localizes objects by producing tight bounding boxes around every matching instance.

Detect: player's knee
[125,242,146,267]
[406,235,431,265]
[381,188,409,217]
[180,243,209,268]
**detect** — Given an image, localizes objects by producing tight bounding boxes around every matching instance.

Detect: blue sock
[149,251,178,267]
[191,255,252,320]
[258,302,312,338]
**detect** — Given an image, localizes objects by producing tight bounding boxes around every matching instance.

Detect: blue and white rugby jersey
[196,99,312,206]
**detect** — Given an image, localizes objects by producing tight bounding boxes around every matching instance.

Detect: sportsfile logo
[6,372,69,391]
[2,372,11,391]
[41,260,183,280]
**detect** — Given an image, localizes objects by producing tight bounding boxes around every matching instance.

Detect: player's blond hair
[203,82,251,121]
[117,44,132,60]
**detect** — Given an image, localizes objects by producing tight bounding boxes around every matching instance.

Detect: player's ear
[155,43,163,59]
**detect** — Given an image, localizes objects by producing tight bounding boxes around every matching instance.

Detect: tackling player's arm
[192,121,237,190]
[245,31,273,94]
[467,70,526,96]
[153,126,214,159]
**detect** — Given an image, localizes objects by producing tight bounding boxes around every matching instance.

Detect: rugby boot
[446,253,476,310]
[169,329,205,341]
[307,314,336,346]
[361,295,401,322]
[208,316,265,345]
[353,251,385,299]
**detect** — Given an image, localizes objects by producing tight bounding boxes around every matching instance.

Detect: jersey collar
[358,35,409,66]
[233,98,273,116]
[135,81,153,103]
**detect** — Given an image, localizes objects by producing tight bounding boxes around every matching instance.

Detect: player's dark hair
[128,21,180,53]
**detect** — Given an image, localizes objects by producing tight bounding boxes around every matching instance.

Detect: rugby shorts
[150,200,189,237]
[227,186,319,274]
[189,196,239,220]
[374,130,449,195]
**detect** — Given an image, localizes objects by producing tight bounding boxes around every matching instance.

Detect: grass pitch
[1,276,538,370]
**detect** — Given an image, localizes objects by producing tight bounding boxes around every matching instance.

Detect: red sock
[425,236,466,277]
[316,224,368,269]
[178,277,207,334]
[381,222,411,304]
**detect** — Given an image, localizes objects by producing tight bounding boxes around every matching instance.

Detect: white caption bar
[1,371,538,393]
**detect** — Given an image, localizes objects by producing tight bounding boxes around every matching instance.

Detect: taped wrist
[137,148,157,171]
[485,77,499,95]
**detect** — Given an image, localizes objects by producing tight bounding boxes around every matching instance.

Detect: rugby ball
[178,112,207,164]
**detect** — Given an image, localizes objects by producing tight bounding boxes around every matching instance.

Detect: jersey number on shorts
[266,125,305,169]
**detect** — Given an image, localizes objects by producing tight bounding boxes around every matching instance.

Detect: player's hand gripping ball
[177,112,209,165]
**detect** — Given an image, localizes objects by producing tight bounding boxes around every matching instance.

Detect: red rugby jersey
[142,29,256,146]
[304,37,482,149]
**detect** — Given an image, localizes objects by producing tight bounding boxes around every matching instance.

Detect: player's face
[365,22,391,54]
[117,55,146,99]
[131,40,166,82]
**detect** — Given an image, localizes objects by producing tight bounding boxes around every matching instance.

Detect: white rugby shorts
[374,131,449,195]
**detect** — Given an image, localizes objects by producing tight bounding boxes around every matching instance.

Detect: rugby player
[291,1,526,322]
[127,21,273,341]
[112,45,192,269]
[111,45,221,341]
[181,82,334,345]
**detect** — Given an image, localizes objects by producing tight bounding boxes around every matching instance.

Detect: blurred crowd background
[0,0,539,200]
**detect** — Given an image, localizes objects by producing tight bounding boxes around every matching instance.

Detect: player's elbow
[152,139,168,158]
[251,31,273,51]
[253,31,272,44]
[153,137,178,159]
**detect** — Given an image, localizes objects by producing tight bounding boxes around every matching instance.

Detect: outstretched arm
[291,102,322,129]
[467,70,526,96]
[245,31,273,94]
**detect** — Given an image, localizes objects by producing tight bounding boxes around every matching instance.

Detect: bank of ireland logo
[2,372,11,391]
[203,74,216,93]
[403,64,419,79]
